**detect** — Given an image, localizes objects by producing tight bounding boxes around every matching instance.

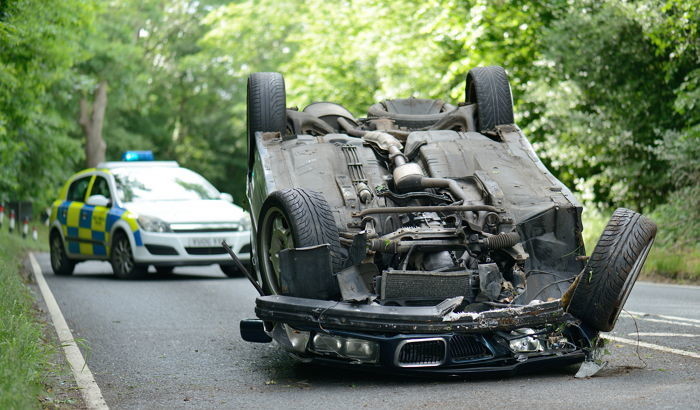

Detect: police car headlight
[240,212,252,232]
[137,215,172,233]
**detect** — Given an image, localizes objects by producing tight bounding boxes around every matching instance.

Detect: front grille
[185,246,227,255]
[449,335,491,361]
[172,228,239,233]
[396,338,446,367]
[145,244,179,255]
[239,244,251,254]
[170,223,240,233]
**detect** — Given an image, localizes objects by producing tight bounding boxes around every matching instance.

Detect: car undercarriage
[234,66,657,375]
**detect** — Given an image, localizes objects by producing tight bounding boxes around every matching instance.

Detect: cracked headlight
[311,333,379,363]
[137,215,172,232]
[508,328,544,353]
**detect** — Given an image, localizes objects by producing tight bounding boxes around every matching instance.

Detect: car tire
[220,264,244,278]
[155,266,175,275]
[110,231,147,279]
[50,231,75,276]
[247,72,288,171]
[567,208,657,332]
[465,66,515,132]
[257,188,343,296]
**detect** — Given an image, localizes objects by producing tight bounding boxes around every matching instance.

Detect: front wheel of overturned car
[110,231,147,280]
[567,208,657,332]
[257,188,343,296]
[50,231,75,276]
[465,65,515,132]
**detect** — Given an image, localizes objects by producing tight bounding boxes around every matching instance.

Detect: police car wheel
[219,264,243,278]
[155,266,175,275]
[50,231,75,276]
[110,232,146,279]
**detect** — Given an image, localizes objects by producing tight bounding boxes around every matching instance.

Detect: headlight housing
[137,215,172,232]
[311,333,379,363]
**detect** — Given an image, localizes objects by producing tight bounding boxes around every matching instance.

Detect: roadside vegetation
[0,229,52,408]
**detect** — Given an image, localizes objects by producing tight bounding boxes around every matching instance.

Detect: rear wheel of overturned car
[257,188,343,296]
[110,231,147,279]
[50,231,75,276]
[247,72,288,170]
[567,208,657,332]
[465,65,515,132]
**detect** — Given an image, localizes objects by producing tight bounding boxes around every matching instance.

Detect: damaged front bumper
[244,295,593,375]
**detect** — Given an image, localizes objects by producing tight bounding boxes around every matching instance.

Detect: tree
[0,0,94,205]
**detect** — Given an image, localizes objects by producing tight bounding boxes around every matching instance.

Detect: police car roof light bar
[122,150,154,161]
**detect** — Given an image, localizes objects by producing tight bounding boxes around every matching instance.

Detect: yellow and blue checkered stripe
[57,201,142,256]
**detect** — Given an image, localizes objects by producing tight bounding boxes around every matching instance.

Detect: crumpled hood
[124,200,246,224]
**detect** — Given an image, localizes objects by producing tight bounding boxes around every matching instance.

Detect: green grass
[581,207,700,284]
[0,225,52,409]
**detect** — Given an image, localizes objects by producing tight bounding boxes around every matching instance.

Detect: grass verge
[582,207,700,284]
[0,225,54,409]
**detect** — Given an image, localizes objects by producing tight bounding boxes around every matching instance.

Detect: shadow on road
[251,347,582,386]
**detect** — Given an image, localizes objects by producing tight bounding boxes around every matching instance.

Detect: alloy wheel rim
[115,238,133,273]
[51,236,63,269]
[261,207,293,293]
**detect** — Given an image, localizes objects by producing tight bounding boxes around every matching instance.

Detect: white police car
[49,151,251,279]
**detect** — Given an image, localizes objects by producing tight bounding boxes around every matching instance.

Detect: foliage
[0,230,51,408]
[0,0,696,243]
[0,0,93,206]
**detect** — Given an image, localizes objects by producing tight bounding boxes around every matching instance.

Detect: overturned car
[235,66,657,375]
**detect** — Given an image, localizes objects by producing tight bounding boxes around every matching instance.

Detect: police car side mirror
[220,192,234,203]
[86,194,111,207]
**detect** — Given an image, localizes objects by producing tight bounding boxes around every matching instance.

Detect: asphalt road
[36,253,699,409]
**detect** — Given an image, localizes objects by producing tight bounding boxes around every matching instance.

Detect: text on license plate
[188,237,227,247]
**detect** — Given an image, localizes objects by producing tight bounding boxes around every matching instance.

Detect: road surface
[36,253,699,409]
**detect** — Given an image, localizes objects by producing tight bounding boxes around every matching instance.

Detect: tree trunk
[79,81,108,168]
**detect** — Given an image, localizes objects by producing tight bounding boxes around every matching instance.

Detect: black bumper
[249,295,589,375]
[255,295,570,333]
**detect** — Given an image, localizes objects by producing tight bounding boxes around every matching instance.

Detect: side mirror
[86,194,111,207]
[220,192,234,203]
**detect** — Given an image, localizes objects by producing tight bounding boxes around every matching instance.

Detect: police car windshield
[112,167,220,203]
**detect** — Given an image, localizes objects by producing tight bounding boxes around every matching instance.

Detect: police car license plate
[188,237,223,247]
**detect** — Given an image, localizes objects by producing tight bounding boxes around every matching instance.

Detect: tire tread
[568,208,657,331]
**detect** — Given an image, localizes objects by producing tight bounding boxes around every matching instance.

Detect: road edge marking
[28,253,109,410]
[603,334,700,359]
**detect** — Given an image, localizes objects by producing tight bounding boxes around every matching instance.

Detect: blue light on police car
[122,150,154,161]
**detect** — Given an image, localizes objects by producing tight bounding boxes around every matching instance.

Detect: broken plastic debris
[575,360,608,378]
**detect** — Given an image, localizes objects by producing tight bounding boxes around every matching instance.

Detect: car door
[62,175,92,257]
[86,174,113,258]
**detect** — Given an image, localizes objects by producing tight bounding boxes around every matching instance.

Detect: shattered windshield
[112,166,220,203]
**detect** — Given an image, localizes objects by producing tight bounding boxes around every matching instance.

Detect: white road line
[602,335,700,359]
[29,253,109,410]
[637,281,700,291]
[621,312,700,329]
[628,332,699,338]
[625,310,700,325]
